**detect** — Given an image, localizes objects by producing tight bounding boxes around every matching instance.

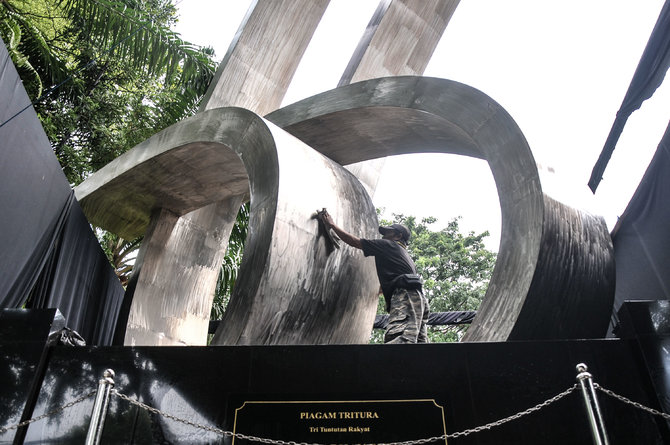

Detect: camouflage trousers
[384,287,429,344]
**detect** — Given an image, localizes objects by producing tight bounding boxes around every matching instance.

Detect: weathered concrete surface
[76,108,379,345]
[267,76,616,341]
[83,0,330,345]
[74,130,250,240]
[199,0,330,115]
[212,127,380,345]
[508,195,615,340]
[340,0,460,193]
[340,0,459,86]
[123,199,244,346]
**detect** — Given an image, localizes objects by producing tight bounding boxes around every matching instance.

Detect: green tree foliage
[373,214,497,343]
[1,0,217,185]
[98,231,142,287]
[210,203,249,321]
[0,0,67,99]
[1,0,218,285]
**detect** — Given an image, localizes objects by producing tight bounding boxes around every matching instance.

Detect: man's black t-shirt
[360,238,417,304]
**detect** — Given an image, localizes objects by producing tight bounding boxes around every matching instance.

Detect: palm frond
[211,203,250,319]
[0,11,40,93]
[0,7,22,48]
[0,3,68,97]
[57,0,215,88]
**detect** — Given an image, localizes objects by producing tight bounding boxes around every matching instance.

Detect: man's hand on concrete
[318,209,362,250]
[322,210,334,228]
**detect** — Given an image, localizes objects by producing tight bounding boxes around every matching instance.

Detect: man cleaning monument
[320,210,429,343]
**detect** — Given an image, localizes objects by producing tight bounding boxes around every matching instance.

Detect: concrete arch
[76,108,270,241]
[77,76,614,344]
[268,76,615,341]
[76,108,380,345]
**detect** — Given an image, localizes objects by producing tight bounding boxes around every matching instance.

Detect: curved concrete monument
[74,0,615,345]
[76,108,380,345]
[98,0,332,346]
[98,0,459,346]
[77,76,615,345]
[268,76,616,341]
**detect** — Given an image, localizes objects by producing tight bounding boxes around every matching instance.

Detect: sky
[174,0,669,251]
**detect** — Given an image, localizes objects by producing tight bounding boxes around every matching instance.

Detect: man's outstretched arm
[322,211,362,250]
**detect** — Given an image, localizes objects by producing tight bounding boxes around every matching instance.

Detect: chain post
[85,369,116,445]
[576,363,610,445]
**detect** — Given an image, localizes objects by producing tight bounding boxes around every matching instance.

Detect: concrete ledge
[74,108,266,240]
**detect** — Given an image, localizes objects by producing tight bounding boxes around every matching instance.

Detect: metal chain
[112,384,578,445]
[594,383,670,421]
[445,384,578,440]
[0,390,97,434]
[112,390,231,438]
[5,372,668,443]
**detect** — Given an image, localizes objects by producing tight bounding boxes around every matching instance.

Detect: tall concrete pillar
[339,0,460,193]
[124,199,244,346]
[199,0,330,114]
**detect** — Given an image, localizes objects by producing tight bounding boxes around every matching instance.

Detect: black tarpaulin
[0,38,124,345]
[26,196,125,345]
[0,50,73,304]
[610,121,670,322]
[589,0,670,192]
